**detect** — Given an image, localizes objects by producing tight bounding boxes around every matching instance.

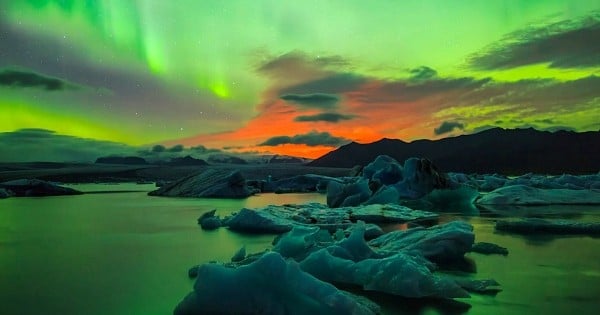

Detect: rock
[392,157,451,199]
[231,245,246,262]
[0,179,82,197]
[197,209,221,230]
[495,219,600,235]
[0,188,13,199]
[470,242,509,256]
[455,279,502,294]
[148,169,255,198]
[476,185,600,205]
[368,220,475,264]
[174,252,379,315]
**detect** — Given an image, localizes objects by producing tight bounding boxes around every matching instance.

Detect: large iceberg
[368,220,475,264]
[327,156,453,208]
[175,252,380,315]
[148,169,255,198]
[476,185,600,205]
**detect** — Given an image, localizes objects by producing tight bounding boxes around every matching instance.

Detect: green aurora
[0,0,599,159]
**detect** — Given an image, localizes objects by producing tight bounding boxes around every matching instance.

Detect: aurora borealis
[1,0,599,160]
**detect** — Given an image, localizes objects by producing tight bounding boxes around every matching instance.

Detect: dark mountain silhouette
[166,155,208,166]
[308,128,600,174]
[95,156,148,165]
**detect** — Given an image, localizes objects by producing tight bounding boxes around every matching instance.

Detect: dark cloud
[258,51,350,76]
[259,131,350,147]
[0,129,137,162]
[167,144,184,152]
[280,93,340,108]
[151,145,166,153]
[409,66,438,81]
[0,69,73,91]
[469,14,600,69]
[361,76,491,104]
[434,121,465,135]
[457,75,600,111]
[280,73,367,94]
[191,144,221,154]
[294,112,356,123]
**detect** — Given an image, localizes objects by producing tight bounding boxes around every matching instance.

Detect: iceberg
[174,252,380,315]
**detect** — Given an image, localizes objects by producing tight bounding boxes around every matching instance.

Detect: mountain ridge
[307,128,600,174]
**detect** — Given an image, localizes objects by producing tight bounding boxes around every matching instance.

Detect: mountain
[308,128,600,174]
[95,156,148,165]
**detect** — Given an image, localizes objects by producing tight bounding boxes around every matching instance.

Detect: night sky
[1,0,599,161]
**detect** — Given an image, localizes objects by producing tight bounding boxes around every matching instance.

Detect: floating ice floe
[470,242,509,256]
[476,185,600,205]
[199,203,439,234]
[495,218,600,235]
[174,252,381,315]
[0,179,82,197]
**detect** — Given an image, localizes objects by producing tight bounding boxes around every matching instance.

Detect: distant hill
[207,154,248,164]
[308,128,600,174]
[165,155,208,166]
[95,156,148,165]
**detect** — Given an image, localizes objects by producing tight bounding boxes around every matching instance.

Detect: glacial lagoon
[1,183,599,315]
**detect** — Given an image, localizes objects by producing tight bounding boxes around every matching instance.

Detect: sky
[0,0,599,161]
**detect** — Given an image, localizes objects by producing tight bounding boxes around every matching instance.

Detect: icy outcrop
[213,203,438,234]
[495,218,600,235]
[368,220,475,264]
[174,252,380,315]
[300,249,468,299]
[0,179,82,197]
[148,169,255,198]
[327,156,452,207]
[197,209,221,230]
[476,185,600,205]
[276,222,472,298]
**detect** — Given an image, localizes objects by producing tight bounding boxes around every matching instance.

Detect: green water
[0,183,599,315]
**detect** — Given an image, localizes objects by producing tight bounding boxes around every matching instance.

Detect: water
[1,183,599,315]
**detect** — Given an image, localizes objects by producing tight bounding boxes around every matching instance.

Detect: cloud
[167,144,184,152]
[281,73,367,94]
[409,66,438,81]
[151,145,166,152]
[0,129,137,162]
[0,69,73,91]
[259,131,350,147]
[434,121,465,135]
[294,112,356,123]
[469,14,600,69]
[280,93,340,108]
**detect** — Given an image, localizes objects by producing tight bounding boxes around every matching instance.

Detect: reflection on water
[1,183,599,315]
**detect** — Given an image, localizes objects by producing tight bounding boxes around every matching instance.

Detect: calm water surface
[1,183,599,315]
